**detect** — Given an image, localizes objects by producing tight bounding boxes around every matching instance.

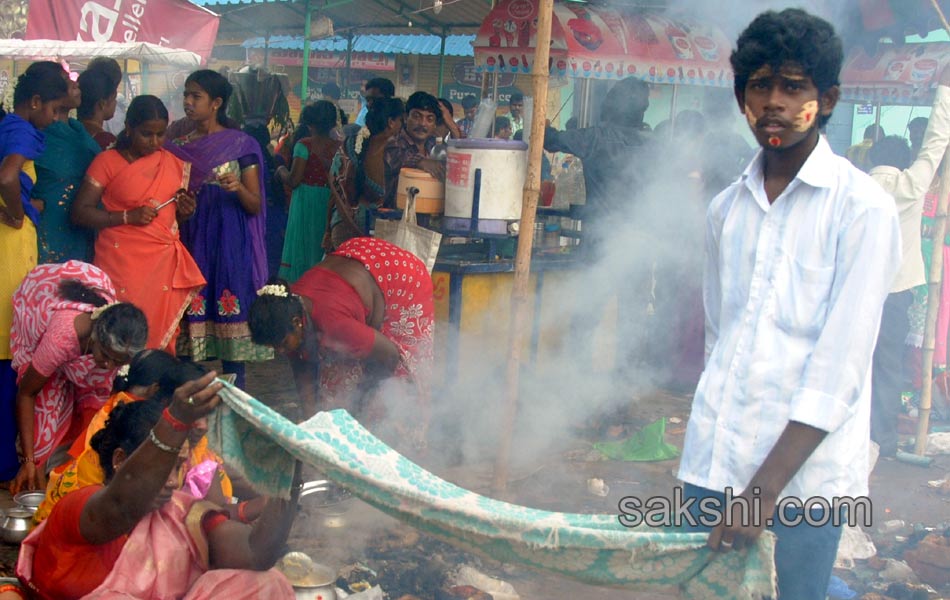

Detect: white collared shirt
[678,136,901,500]
[870,85,950,292]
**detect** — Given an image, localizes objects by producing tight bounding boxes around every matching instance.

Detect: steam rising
[276,4,944,524]
[362,0,929,475]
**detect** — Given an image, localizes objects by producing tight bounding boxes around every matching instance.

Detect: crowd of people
[0,5,946,598]
[0,58,444,598]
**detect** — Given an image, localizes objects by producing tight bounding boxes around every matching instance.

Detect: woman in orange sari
[17,372,297,600]
[72,95,205,352]
[35,351,238,524]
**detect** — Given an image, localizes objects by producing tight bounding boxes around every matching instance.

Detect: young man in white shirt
[677,9,902,599]
[867,64,950,457]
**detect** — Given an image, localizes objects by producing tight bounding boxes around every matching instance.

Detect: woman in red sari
[72,95,206,353]
[249,237,434,447]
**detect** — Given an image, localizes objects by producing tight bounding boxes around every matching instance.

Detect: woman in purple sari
[165,70,272,387]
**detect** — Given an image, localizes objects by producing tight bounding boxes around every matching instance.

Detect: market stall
[0,39,202,68]
[839,27,950,457]
[841,41,950,106]
[473,0,734,88]
[431,0,736,396]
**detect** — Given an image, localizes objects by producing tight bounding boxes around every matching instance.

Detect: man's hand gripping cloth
[206,382,777,599]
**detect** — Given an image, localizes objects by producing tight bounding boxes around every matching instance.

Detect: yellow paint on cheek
[744,104,758,129]
[793,100,819,132]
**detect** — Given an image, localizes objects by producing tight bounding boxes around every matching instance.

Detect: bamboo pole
[916,158,950,455]
[492,0,554,495]
[914,0,950,456]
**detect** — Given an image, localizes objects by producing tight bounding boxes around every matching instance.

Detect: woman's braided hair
[91,399,163,480]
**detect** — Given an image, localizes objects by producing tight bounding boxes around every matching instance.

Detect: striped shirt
[678,136,901,500]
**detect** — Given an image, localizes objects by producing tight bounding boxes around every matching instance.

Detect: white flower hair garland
[257,284,289,298]
[354,126,371,156]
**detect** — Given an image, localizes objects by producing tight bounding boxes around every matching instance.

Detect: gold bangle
[148,428,181,454]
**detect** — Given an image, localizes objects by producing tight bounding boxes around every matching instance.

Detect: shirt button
[114,242,119,248]
[163,285,169,291]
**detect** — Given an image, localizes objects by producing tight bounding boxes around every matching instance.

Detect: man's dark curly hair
[406,91,440,117]
[731,9,843,128]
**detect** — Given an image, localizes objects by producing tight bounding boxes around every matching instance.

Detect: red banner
[25,0,219,63]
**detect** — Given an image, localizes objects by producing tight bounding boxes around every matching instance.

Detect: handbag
[374,190,442,273]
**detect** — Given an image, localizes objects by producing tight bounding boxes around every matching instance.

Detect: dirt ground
[2,357,949,599]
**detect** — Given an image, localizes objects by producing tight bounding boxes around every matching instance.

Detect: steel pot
[0,508,34,544]
[292,582,337,600]
[290,563,337,600]
[14,491,44,513]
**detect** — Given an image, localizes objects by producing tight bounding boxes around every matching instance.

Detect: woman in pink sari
[17,371,297,600]
[72,95,206,353]
[10,261,148,494]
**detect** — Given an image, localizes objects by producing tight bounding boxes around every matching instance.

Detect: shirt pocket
[770,251,835,337]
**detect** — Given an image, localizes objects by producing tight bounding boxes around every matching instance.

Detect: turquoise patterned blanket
[207,383,776,599]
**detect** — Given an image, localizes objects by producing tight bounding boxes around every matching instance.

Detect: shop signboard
[248,48,395,72]
[445,59,520,104]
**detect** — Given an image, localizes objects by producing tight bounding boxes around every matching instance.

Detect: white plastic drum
[445,138,528,221]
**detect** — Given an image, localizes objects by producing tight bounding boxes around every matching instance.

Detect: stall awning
[473,0,734,87]
[840,42,950,105]
[0,39,202,68]
[242,34,474,57]
[193,0,485,37]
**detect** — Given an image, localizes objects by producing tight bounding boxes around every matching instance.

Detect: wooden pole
[914,0,950,456]
[492,0,554,495]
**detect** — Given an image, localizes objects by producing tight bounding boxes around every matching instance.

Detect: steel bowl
[14,491,44,513]
[278,552,338,600]
[0,509,35,544]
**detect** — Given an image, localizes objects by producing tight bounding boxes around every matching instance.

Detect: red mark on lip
[805,114,811,122]
[768,136,781,147]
